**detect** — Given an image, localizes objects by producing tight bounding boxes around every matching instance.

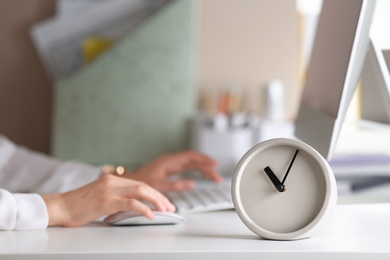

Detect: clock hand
[264,166,285,192]
[281,149,300,186]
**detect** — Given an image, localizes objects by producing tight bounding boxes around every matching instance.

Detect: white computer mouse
[104,211,185,226]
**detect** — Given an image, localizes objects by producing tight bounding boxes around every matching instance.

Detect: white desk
[2,123,389,259]
[1,203,390,260]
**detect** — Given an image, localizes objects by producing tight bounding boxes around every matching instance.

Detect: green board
[52,0,197,168]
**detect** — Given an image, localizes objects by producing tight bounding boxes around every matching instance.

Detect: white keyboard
[165,182,234,214]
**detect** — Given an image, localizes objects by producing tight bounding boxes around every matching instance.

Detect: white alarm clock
[231,138,337,240]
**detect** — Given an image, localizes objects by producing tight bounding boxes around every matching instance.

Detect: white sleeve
[0,190,48,230]
[0,135,103,230]
[0,135,102,194]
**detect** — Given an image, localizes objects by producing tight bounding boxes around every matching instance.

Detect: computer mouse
[104,211,185,226]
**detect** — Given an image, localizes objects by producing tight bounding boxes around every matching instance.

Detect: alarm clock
[231,138,337,240]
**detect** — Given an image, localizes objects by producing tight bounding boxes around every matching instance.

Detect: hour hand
[264,166,285,192]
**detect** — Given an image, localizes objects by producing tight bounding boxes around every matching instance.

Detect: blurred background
[0,0,388,170]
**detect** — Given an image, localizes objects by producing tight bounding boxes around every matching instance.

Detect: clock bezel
[231,138,337,240]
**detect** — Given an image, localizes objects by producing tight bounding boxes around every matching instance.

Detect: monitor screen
[294,0,376,160]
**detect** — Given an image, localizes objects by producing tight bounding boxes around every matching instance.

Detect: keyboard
[165,182,234,214]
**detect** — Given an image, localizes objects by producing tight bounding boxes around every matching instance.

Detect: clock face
[232,138,337,240]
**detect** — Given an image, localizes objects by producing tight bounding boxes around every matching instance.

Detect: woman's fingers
[157,179,195,193]
[115,198,156,219]
[112,187,176,220]
[184,152,222,182]
[115,179,175,213]
[166,151,222,182]
[45,174,176,227]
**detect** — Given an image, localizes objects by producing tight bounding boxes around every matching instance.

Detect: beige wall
[0,0,55,153]
[0,0,298,152]
[197,0,298,119]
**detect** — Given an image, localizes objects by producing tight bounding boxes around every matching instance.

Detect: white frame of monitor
[294,0,377,161]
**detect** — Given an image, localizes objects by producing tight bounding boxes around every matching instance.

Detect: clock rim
[231,138,337,240]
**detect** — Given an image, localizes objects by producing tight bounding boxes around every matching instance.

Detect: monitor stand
[335,39,390,194]
[360,39,390,126]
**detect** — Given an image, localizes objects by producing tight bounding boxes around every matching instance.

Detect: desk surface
[2,124,390,259]
[1,203,390,260]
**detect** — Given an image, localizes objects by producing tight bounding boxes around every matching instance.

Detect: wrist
[41,193,66,227]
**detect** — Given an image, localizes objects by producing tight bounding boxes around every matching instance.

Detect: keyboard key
[166,183,234,214]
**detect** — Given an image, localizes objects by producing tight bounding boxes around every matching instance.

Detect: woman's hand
[129,150,222,193]
[42,174,175,227]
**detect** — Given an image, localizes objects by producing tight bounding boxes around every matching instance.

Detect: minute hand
[281,149,299,186]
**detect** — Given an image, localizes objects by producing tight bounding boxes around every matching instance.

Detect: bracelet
[102,165,126,176]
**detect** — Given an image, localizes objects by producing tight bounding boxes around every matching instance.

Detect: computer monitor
[294,0,377,161]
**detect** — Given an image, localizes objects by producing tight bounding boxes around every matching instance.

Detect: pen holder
[253,120,295,144]
[191,113,296,176]
[193,124,254,176]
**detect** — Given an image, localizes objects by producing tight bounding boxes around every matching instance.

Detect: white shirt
[0,135,102,230]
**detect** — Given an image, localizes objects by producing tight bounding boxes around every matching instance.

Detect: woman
[0,135,221,230]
